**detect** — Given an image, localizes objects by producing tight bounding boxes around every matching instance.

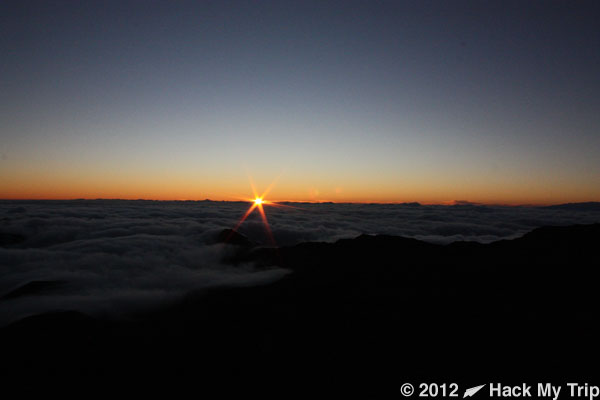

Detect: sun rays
[228,174,281,246]
[226,171,308,246]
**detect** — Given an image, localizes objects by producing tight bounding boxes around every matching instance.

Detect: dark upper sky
[1,0,599,204]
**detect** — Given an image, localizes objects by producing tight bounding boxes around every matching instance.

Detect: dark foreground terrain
[1,224,599,394]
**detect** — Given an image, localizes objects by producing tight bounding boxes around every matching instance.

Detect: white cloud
[0,200,598,325]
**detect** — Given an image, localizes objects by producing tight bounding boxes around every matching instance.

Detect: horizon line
[1,197,598,208]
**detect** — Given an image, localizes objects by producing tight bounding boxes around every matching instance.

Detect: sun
[227,174,283,246]
[227,172,300,246]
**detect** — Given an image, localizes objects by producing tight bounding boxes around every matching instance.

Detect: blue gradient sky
[1,0,599,204]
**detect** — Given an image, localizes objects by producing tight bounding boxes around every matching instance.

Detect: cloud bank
[1,200,599,325]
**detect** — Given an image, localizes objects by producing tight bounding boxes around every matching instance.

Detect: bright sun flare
[228,172,299,246]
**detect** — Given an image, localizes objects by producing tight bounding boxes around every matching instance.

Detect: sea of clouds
[1,200,599,325]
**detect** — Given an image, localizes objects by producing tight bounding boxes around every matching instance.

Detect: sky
[1,0,599,204]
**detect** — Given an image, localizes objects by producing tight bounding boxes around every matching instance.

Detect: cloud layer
[1,200,599,325]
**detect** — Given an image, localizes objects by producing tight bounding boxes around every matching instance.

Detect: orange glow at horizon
[1,166,599,206]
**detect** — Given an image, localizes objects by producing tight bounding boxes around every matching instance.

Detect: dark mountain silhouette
[215,228,255,246]
[1,224,599,394]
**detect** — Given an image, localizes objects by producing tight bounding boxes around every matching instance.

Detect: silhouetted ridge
[493,223,600,257]
[5,311,97,336]
[520,223,600,243]
[338,233,435,249]
[2,223,599,392]
[215,229,255,246]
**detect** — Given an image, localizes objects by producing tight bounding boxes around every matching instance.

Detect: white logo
[464,384,486,398]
